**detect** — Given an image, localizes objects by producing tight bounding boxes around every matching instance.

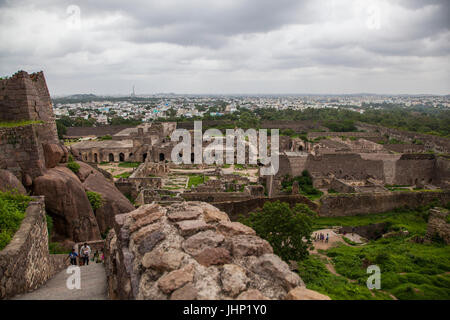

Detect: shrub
[46,214,53,236]
[0,191,31,250]
[66,161,80,173]
[49,242,67,254]
[99,134,112,140]
[86,191,103,211]
[114,172,131,179]
[240,201,316,261]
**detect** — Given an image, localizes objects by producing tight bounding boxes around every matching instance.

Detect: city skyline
[0,0,449,95]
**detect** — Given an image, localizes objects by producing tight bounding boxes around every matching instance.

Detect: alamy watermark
[170,121,279,175]
[366,265,381,290]
[66,265,81,290]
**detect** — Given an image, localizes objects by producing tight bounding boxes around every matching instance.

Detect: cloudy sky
[0,0,449,95]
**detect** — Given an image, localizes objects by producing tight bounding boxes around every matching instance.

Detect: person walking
[68,249,78,265]
[326,234,329,243]
[80,243,91,266]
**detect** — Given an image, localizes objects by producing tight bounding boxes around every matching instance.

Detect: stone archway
[94,153,98,163]
[159,153,165,162]
[109,153,114,162]
[119,153,125,162]
[143,153,147,162]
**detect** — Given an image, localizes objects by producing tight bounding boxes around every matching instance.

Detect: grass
[305,205,450,300]
[0,190,31,250]
[187,175,209,188]
[0,120,43,128]
[118,162,141,168]
[296,255,392,300]
[114,172,131,179]
[342,236,359,246]
[325,239,450,300]
[313,207,431,235]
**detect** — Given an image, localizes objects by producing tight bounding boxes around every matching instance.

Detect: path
[13,262,107,300]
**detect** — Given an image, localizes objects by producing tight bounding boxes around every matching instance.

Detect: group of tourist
[313,232,329,243]
[68,243,104,266]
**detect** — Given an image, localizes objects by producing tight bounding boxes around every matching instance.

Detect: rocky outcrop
[42,143,65,169]
[425,207,450,244]
[104,202,323,300]
[82,169,135,234]
[0,169,26,194]
[32,160,134,241]
[33,166,101,242]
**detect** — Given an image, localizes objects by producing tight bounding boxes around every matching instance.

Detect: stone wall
[425,208,450,244]
[305,153,385,181]
[393,154,436,186]
[329,178,355,193]
[0,71,55,123]
[0,71,59,181]
[435,156,450,188]
[104,202,329,300]
[213,195,319,221]
[356,122,450,153]
[319,190,450,217]
[181,192,252,203]
[65,125,135,138]
[307,131,380,139]
[0,196,69,299]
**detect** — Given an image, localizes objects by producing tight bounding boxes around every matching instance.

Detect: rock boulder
[82,169,135,234]
[0,169,26,194]
[104,202,326,300]
[33,166,101,241]
[42,143,64,168]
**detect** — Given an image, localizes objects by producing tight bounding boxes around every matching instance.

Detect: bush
[86,191,103,211]
[49,242,67,254]
[66,161,80,173]
[99,134,112,140]
[0,191,31,250]
[46,214,53,236]
[240,201,316,261]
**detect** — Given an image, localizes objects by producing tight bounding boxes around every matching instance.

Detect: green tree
[86,191,103,211]
[240,201,316,262]
[56,120,67,139]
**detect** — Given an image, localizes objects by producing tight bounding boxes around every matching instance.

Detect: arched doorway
[109,153,114,162]
[119,153,125,162]
[143,153,147,162]
[159,153,165,162]
[298,145,303,151]
[94,153,98,163]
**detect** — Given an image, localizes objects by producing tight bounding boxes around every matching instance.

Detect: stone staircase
[13,262,107,300]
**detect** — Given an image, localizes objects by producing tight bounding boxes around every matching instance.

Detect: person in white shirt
[80,243,91,266]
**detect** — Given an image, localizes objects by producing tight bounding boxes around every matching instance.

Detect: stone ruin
[425,207,450,244]
[105,201,330,300]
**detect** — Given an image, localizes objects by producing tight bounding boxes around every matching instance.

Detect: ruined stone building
[71,122,177,163]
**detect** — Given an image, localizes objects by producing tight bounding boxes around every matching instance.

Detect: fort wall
[319,190,450,217]
[213,195,319,221]
[0,197,69,299]
[356,122,450,153]
[0,71,59,180]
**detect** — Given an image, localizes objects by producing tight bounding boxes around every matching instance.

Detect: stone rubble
[105,201,329,300]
